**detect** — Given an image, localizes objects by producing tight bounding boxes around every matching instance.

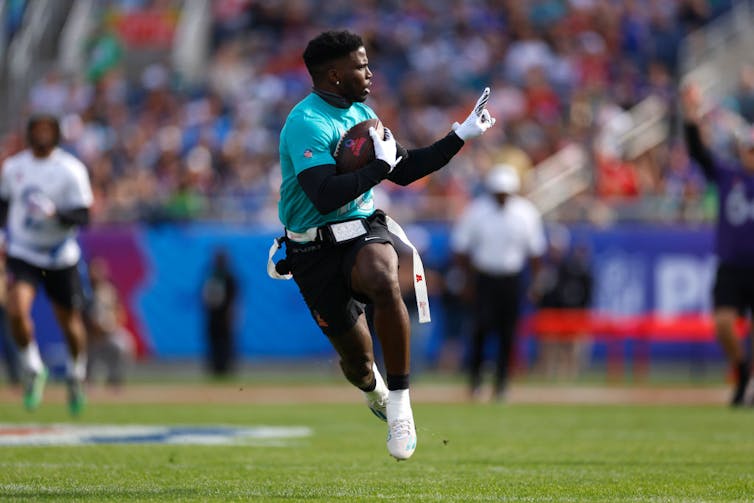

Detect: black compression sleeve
[387,132,465,186]
[0,198,7,228]
[296,160,391,215]
[683,122,715,181]
[57,207,90,227]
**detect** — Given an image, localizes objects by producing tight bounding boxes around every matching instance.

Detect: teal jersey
[278,93,377,232]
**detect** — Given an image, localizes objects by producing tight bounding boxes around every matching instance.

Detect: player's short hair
[26,114,61,146]
[303,30,364,80]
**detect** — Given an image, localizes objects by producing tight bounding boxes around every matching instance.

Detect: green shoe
[23,367,48,411]
[67,378,86,417]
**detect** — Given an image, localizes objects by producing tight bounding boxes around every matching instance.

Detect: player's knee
[354,246,399,299]
[355,261,399,303]
[339,357,373,389]
[369,270,400,303]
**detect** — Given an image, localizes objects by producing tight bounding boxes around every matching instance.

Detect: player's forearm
[297,160,391,215]
[683,122,715,179]
[57,207,90,227]
[387,133,464,186]
[0,198,8,228]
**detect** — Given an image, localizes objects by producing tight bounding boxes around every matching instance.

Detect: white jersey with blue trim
[0,148,93,269]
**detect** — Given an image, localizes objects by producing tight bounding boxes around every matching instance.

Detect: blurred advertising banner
[29,223,718,363]
[581,225,715,318]
[106,5,179,48]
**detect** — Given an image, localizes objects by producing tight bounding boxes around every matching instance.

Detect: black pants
[469,271,521,393]
[207,311,234,375]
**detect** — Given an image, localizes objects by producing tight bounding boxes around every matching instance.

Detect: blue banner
[30,222,719,362]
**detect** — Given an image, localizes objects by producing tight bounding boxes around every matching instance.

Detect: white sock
[19,341,44,374]
[67,354,87,382]
[364,362,388,401]
[387,388,413,419]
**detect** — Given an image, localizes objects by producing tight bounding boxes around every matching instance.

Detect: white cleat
[366,391,387,422]
[364,362,388,421]
[387,415,417,460]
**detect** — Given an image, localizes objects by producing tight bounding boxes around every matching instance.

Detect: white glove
[27,191,56,217]
[369,126,403,171]
[452,87,497,140]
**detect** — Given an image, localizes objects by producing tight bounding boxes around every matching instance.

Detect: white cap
[486,164,520,194]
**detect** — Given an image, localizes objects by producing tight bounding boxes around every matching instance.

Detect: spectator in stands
[534,225,593,380]
[0,0,740,225]
[451,164,546,401]
[682,82,754,406]
[86,257,134,387]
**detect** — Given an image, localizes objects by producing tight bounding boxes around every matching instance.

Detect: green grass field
[1,397,754,502]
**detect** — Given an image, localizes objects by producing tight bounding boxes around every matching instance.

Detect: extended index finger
[474,87,491,116]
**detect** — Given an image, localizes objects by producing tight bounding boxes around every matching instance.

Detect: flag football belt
[267,215,431,323]
[285,218,368,245]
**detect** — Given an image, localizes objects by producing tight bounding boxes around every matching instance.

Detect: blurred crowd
[0,0,744,225]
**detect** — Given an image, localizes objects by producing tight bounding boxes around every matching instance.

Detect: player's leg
[714,307,748,405]
[712,264,749,406]
[286,239,388,421]
[351,243,409,377]
[5,258,46,410]
[50,304,87,368]
[43,265,87,415]
[50,303,87,415]
[326,315,387,421]
[350,241,416,459]
[7,281,37,348]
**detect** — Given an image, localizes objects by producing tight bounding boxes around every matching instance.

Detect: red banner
[109,8,179,48]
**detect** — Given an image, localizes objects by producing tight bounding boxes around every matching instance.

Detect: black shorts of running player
[285,209,395,337]
[713,262,754,315]
[6,256,85,310]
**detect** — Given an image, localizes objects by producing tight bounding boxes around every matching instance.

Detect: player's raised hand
[369,126,402,171]
[452,87,497,140]
[680,82,703,122]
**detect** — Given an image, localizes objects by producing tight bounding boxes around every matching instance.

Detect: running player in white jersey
[0,115,93,415]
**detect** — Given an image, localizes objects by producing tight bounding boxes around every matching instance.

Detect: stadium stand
[0,0,742,226]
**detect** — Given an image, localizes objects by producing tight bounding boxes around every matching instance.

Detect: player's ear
[326,67,340,87]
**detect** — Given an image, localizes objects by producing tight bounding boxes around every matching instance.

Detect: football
[334,118,384,174]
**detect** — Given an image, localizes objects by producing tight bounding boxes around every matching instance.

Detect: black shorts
[713,263,754,314]
[285,210,394,336]
[6,256,85,310]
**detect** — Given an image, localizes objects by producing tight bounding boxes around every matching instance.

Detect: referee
[452,164,546,401]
